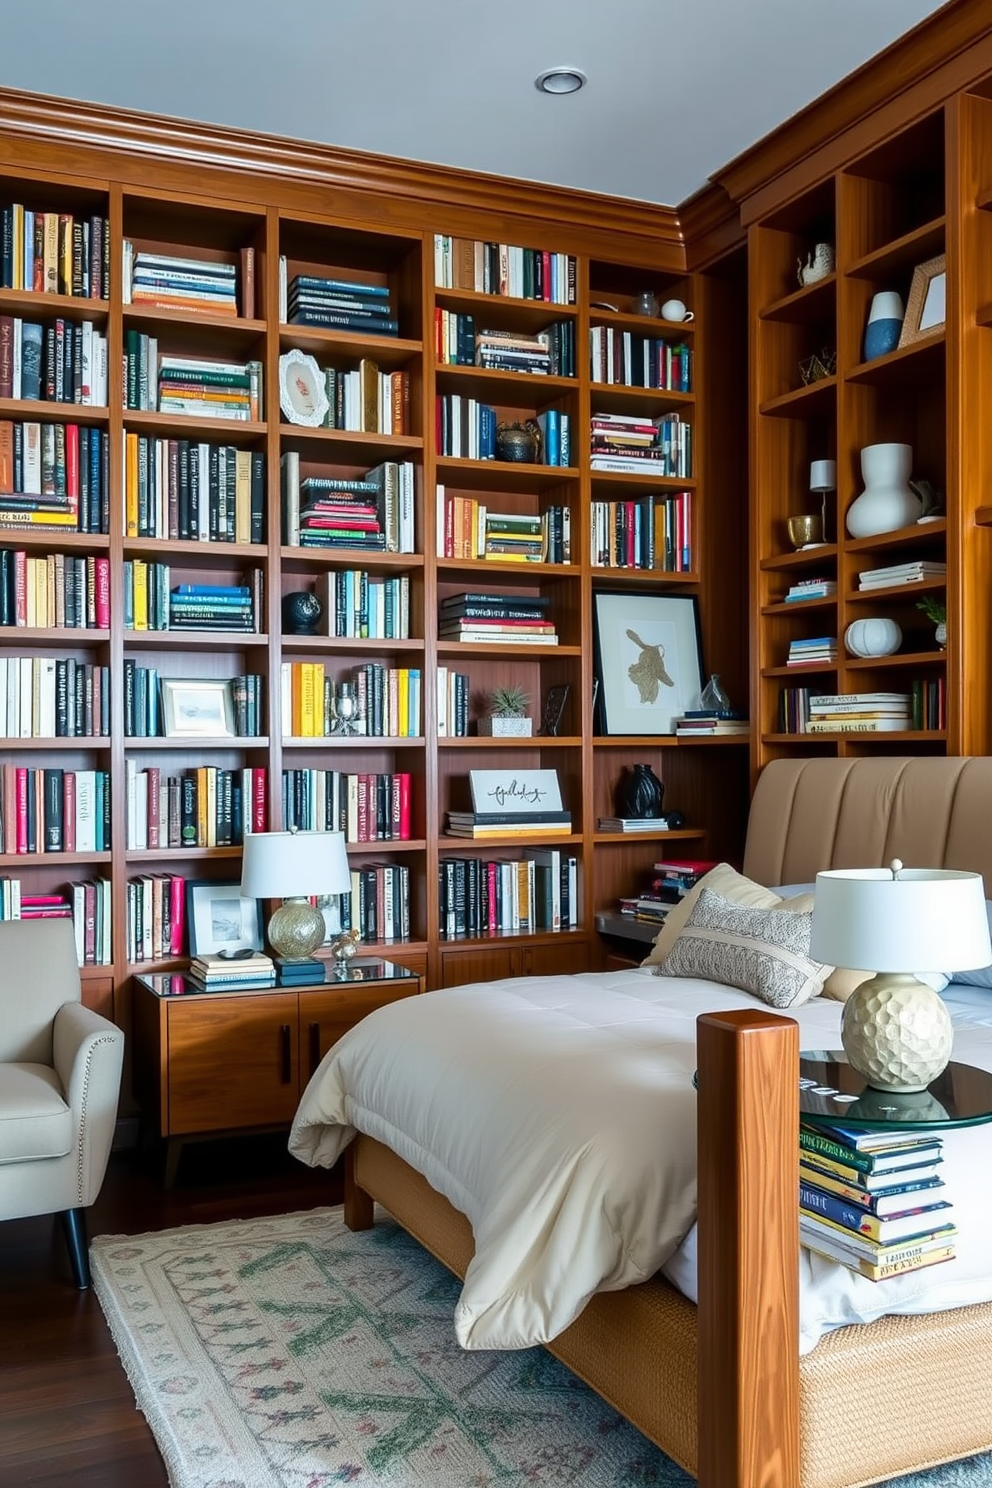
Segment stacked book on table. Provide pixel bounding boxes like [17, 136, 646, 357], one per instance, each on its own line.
[438, 592, 558, 645]
[188, 952, 276, 991]
[617, 858, 716, 927]
[806, 692, 912, 733]
[674, 709, 750, 736]
[799, 1118, 955, 1281]
[787, 637, 839, 667]
[598, 815, 670, 833]
[785, 577, 837, 602]
[857, 560, 947, 591]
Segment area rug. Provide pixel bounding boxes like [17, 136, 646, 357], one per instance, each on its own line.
[92, 1206, 992, 1488]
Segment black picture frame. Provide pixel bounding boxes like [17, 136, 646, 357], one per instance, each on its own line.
[593, 590, 704, 735]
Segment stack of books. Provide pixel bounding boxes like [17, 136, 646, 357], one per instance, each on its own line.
[787, 637, 839, 667]
[154, 355, 260, 422]
[281, 453, 415, 553]
[449, 767, 570, 839]
[618, 858, 716, 925]
[858, 560, 947, 590]
[482, 511, 545, 563]
[589, 411, 691, 477]
[674, 709, 750, 736]
[188, 952, 276, 991]
[806, 692, 912, 733]
[474, 328, 553, 374]
[598, 815, 670, 832]
[283, 269, 398, 336]
[125, 248, 238, 317]
[799, 1118, 955, 1281]
[273, 957, 324, 986]
[785, 577, 837, 602]
[168, 582, 255, 633]
[439, 592, 557, 645]
[446, 809, 572, 839]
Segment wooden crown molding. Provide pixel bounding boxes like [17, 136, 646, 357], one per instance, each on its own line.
[678, 183, 745, 270]
[713, 0, 992, 211]
[0, 86, 684, 254]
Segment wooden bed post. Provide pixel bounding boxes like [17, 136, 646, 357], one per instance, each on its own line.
[696, 1009, 800, 1488]
[343, 1142, 374, 1230]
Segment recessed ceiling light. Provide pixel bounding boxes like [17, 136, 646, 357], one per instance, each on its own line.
[535, 68, 586, 96]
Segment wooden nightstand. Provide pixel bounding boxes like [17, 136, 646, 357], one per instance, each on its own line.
[133, 958, 424, 1184]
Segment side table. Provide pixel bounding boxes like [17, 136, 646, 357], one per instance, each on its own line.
[799, 1052, 992, 1131]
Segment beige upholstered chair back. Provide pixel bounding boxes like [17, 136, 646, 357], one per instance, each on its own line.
[0, 919, 81, 1064]
[743, 756, 992, 896]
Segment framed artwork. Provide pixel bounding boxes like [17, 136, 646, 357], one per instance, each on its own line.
[279, 348, 330, 427]
[186, 881, 263, 957]
[899, 254, 946, 347]
[160, 678, 236, 738]
[593, 590, 703, 735]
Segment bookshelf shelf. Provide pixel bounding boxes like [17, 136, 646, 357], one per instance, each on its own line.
[124, 736, 271, 750]
[281, 735, 425, 750]
[278, 425, 423, 454]
[0, 851, 112, 867]
[0, 736, 111, 749]
[0, 397, 109, 422]
[0, 289, 110, 321]
[435, 456, 580, 492]
[0, 626, 110, 643]
[122, 410, 267, 439]
[122, 631, 270, 649]
[846, 217, 946, 280]
[594, 827, 706, 844]
[758, 377, 837, 419]
[437, 735, 582, 749]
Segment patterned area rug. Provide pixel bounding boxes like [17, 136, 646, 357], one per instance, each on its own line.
[92, 1206, 992, 1488]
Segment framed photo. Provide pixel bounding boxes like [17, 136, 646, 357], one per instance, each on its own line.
[186, 881, 263, 957]
[161, 678, 236, 738]
[899, 254, 946, 347]
[279, 348, 330, 427]
[593, 590, 704, 735]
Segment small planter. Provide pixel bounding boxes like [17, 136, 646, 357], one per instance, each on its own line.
[478, 717, 533, 737]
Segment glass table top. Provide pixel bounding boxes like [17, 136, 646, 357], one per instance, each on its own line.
[136, 958, 419, 998]
[799, 1052, 992, 1131]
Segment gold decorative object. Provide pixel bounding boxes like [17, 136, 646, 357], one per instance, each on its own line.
[798, 348, 837, 385]
[786, 514, 824, 549]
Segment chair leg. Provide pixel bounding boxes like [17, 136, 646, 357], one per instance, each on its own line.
[60, 1208, 91, 1289]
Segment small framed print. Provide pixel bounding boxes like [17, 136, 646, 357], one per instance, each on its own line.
[593, 590, 704, 735]
[899, 254, 946, 347]
[186, 881, 263, 958]
[279, 348, 330, 427]
[160, 678, 235, 738]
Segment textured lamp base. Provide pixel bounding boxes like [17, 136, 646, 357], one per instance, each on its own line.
[841, 972, 953, 1092]
[267, 898, 326, 962]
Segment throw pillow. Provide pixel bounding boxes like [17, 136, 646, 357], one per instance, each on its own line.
[641, 863, 815, 968]
[653, 887, 829, 1009]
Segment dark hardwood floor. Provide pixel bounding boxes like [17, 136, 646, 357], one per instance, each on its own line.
[0, 1134, 341, 1487]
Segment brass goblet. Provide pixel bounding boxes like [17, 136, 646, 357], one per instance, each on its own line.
[786, 513, 824, 549]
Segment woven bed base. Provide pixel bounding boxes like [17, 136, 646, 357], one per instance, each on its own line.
[352, 1134, 992, 1488]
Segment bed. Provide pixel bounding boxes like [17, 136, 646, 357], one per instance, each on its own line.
[290, 756, 992, 1488]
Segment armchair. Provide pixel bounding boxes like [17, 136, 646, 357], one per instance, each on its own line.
[0, 919, 124, 1287]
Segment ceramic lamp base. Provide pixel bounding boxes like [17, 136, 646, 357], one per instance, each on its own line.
[840, 972, 953, 1092]
[267, 897, 327, 962]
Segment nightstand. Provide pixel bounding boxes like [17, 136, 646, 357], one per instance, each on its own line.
[133, 958, 424, 1184]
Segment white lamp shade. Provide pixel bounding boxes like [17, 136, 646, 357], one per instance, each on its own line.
[810, 867, 992, 973]
[240, 830, 351, 899]
[809, 459, 836, 492]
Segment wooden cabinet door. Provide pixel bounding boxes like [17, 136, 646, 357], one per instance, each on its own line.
[439, 946, 516, 988]
[166, 993, 300, 1134]
[523, 939, 595, 977]
[298, 980, 422, 1086]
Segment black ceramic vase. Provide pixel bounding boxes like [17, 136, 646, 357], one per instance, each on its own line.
[617, 763, 664, 819]
[282, 590, 323, 636]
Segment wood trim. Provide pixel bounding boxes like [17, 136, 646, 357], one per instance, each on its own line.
[680, 183, 746, 270]
[714, 0, 992, 212]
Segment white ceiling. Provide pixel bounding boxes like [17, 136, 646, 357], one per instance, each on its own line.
[1, 0, 949, 206]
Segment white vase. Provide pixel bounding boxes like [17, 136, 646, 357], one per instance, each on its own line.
[844, 617, 902, 658]
[846, 443, 922, 538]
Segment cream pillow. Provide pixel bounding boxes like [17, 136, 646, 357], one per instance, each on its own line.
[654, 887, 829, 1008]
[641, 863, 815, 967]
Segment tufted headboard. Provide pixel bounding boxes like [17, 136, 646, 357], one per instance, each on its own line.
[742, 756, 992, 896]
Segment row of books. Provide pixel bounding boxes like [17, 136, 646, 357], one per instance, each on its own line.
[858, 560, 946, 591]
[1, 207, 109, 299]
[281, 662, 422, 739]
[433, 235, 577, 305]
[281, 453, 416, 553]
[786, 636, 839, 667]
[589, 412, 693, 478]
[438, 851, 579, 938]
[0, 877, 112, 966]
[439, 590, 558, 646]
[282, 770, 414, 843]
[0, 767, 111, 854]
[0, 316, 109, 406]
[0, 658, 110, 739]
[280, 268, 399, 336]
[326, 863, 412, 943]
[126, 873, 186, 962]
[435, 667, 471, 737]
[125, 763, 268, 850]
[590, 492, 692, 571]
[802, 691, 912, 734]
[318, 360, 410, 434]
[122, 666, 264, 739]
[0, 549, 110, 629]
[122, 566, 263, 633]
[435, 312, 577, 378]
[122, 247, 239, 318]
[588, 328, 692, 391]
[436, 489, 572, 565]
[798, 1118, 954, 1282]
[784, 577, 836, 603]
[911, 676, 947, 732]
[0, 421, 109, 532]
[123, 437, 265, 544]
[123, 343, 262, 422]
[324, 569, 411, 640]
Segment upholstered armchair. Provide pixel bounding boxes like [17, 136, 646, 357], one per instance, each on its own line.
[0, 919, 124, 1287]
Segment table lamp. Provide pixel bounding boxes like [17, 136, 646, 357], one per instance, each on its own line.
[240, 829, 351, 965]
[809, 459, 836, 542]
[810, 862, 991, 1092]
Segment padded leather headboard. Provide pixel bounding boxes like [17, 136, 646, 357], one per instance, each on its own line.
[742, 757, 992, 896]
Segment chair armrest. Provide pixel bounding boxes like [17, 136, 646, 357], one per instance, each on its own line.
[53, 1002, 125, 1207]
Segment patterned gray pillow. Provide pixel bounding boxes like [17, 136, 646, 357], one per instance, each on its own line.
[654, 886, 828, 1008]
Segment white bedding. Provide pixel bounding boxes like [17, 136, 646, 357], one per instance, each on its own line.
[288, 967, 992, 1355]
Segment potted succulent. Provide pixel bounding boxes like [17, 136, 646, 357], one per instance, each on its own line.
[916, 595, 947, 649]
[478, 685, 533, 736]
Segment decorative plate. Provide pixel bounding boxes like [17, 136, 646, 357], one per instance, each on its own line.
[279, 348, 329, 427]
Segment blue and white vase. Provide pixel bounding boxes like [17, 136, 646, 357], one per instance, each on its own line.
[863, 291, 904, 361]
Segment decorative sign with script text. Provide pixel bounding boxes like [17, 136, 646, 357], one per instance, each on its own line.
[469, 769, 564, 815]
